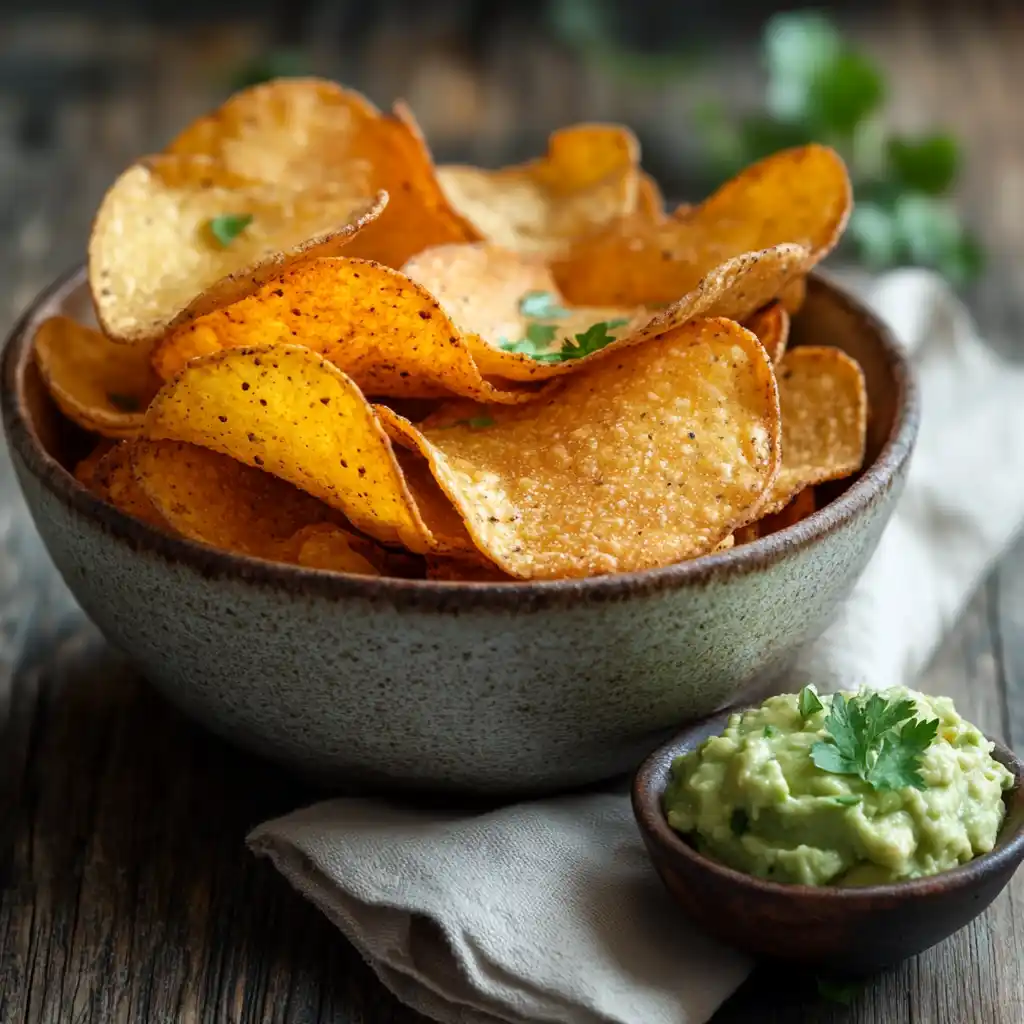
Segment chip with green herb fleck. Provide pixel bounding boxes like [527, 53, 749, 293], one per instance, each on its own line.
[206, 213, 253, 248]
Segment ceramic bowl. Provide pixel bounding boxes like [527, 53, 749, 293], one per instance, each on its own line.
[1, 267, 918, 796]
[632, 711, 1024, 971]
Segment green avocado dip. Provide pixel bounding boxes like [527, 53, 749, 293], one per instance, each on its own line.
[663, 686, 1015, 886]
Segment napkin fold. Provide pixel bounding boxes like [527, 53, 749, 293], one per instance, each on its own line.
[250, 270, 1024, 1024]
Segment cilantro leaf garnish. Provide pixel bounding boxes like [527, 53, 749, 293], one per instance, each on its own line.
[499, 318, 628, 363]
[559, 319, 629, 361]
[763, 724, 779, 739]
[810, 692, 938, 791]
[830, 794, 862, 807]
[797, 685, 823, 718]
[106, 391, 141, 413]
[207, 214, 253, 247]
[519, 290, 570, 319]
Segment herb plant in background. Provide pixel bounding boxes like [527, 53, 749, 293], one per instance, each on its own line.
[696, 11, 982, 284]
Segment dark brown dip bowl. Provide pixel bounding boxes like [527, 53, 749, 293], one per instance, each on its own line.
[632, 707, 1024, 973]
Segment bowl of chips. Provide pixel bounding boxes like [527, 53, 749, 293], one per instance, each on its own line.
[1, 79, 917, 794]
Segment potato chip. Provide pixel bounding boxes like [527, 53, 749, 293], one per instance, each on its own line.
[90, 155, 387, 344]
[167, 79, 476, 269]
[91, 442, 166, 528]
[636, 172, 666, 222]
[33, 317, 161, 437]
[376, 317, 781, 579]
[779, 275, 807, 315]
[714, 535, 736, 552]
[744, 302, 789, 364]
[551, 144, 850, 306]
[133, 438, 347, 560]
[151, 256, 542, 403]
[142, 343, 460, 553]
[289, 523, 382, 575]
[437, 124, 640, 256]
[405, 242, 807, 383]
[767, 346, 867, 511]
[74, 438, 117, 490]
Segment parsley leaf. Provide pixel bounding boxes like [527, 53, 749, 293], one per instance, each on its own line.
[797, 685, 823, 718]
[866, 716, 940, 791]
[763, 725, 779, 739]
[207, 214, 253, 247]
[810, 691, 939, 791]
[106, 391, 141, 413]
[519, 290, 569, 319]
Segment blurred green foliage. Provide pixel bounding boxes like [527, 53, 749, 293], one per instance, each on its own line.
[697, 12, 982, 283]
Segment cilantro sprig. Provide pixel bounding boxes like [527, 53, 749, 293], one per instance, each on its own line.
[695, 11, 982, 283]
[500, 290, 628, 363]
[206, 214, 253, 248]
[809, 691, 939, 792]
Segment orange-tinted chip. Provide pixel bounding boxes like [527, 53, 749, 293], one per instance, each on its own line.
[143, 343, 453, 553]
[33, 317, 161, 437]
[90, 156, 386, 343]
[551, 144, 850, 306]
[167, 78, 476, 270]
[635, 172, 666, 222]
[404, 242, 806, 383]
[768, 346, 867, 510]
[74, 438, 118, 491]
[133, 439, 344, 560]
[151, 256, 542, 403]
[287, 523, 382, 575]
[426, 555, 515, 582]
[91, 442, 166, 528]
[376, 317, 780, 579]
[744, 302, 789, 364]
[437, 124, 640, 256]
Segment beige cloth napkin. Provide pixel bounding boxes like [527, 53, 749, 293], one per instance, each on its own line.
[250, 270, 1024, 1024]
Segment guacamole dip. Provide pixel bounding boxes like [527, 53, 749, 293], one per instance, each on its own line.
[663, 687, 1015, 886]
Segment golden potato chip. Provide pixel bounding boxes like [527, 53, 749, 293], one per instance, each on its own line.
[289, 523, 381, 575]
[405, 242, 807, 382]
[767, 346, 867, 511]
[551, 144, 850, 306]
[744, 302, 789, 364]
[714, 535, 736, 552]
[34, 317, 161, 437]
[151, 256, 542, 403]
[91, 156, 386, 344]
[142, 343, 457, 554]
[426, 555, 514, 582]
[636, 172, 666, 222]
[91, 442, 166, 528]
[437, 124, 639, 256]
[133, 439, 346, 560]
[779, 275, 807, 315]
[376, 317, 781, 579]
[762, 487, 817, 534]
[167, 79, 476, 270]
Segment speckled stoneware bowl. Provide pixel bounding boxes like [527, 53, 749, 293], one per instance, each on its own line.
[2, 267, 918, 796]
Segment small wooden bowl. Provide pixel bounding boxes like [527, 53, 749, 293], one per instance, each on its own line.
[632, 709, 1024, 973]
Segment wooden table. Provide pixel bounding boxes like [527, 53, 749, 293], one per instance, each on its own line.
[2, 4, 1023, 1021]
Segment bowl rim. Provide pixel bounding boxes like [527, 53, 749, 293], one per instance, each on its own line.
[2, 264, 920, 610]
[632, 706, 1024, 903]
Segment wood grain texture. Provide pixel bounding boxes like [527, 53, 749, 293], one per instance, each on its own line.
[1, 4, 1024, 1023]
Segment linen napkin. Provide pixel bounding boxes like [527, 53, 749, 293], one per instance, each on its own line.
[250, 269, 1024, 1024]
